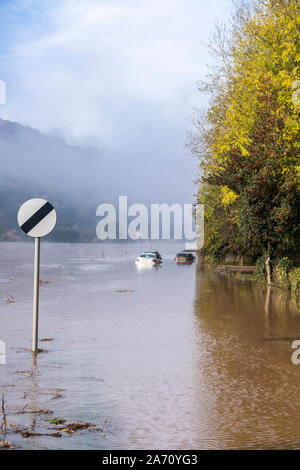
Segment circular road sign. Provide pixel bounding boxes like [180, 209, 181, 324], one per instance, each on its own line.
[17, 198, 57, 238]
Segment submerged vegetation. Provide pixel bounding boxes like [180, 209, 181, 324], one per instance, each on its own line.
[189, 0, 299, 288]
[0, 389, 108, 449]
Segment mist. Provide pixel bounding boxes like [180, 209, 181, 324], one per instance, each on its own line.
[0, 0, 233, 240]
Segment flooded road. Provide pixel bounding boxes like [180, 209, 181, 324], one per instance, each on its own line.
[0, 242, 300, 449]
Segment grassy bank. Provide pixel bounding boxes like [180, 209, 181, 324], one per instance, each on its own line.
[199, 254, 300, 294]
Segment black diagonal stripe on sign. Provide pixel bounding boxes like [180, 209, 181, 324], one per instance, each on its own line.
[20, 202, 54, 234]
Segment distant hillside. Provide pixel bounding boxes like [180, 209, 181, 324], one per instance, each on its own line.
[0, 119, 104, 242]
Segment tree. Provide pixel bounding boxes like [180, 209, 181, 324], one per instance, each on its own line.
[204, 79, 299, 283]
[189, 0, 300, 272]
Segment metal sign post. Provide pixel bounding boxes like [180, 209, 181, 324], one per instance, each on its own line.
[17, 198, 57, 352]
[32, 237, 40, 352]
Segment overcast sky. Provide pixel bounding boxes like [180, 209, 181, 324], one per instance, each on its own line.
[0, 0, 233, 203]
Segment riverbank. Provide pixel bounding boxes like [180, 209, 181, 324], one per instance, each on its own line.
[198, 256, 300, 294]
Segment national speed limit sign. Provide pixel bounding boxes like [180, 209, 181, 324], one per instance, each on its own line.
[17, 198, 57, 238]
[17, 198, 57, 352]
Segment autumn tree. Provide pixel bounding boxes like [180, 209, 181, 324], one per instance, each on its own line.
[189, 0, 300, 276]
[204, 79, 299, 283]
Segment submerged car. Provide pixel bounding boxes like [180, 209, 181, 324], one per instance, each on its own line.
[174, 252, 195, 264]
[144, 251, 162, 261]
[136, 252, 162, 265]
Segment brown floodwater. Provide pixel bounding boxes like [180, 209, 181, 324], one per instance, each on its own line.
[0, 242, 299, 449]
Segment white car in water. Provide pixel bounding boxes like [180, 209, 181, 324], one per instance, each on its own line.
[135, 251, 162, 265]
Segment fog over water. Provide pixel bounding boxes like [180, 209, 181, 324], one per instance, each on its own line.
[0, 0, 233, 207]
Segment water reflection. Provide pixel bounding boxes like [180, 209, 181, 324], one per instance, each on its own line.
[135, 262, 162, 272]
[27, 355, 39, 434]
[193, 264, 300, 449]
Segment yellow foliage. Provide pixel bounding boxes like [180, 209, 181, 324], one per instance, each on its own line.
[220, 186, 238, 207]
[205, 0, 299, 168]
[191, 0, 300, 254]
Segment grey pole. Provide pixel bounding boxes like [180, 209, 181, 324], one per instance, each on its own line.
[32, 237, 40, 352]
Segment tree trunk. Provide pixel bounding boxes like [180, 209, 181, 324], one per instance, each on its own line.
[265, 241, 272, 286]
[238, 254, 244, 266]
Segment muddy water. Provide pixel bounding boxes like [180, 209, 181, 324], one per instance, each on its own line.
[0, 242, 299, 449]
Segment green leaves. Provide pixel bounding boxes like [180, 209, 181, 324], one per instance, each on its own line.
[190, 0, 300, 260]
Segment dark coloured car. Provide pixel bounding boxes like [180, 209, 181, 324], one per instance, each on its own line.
[174, 252, 195, 264]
